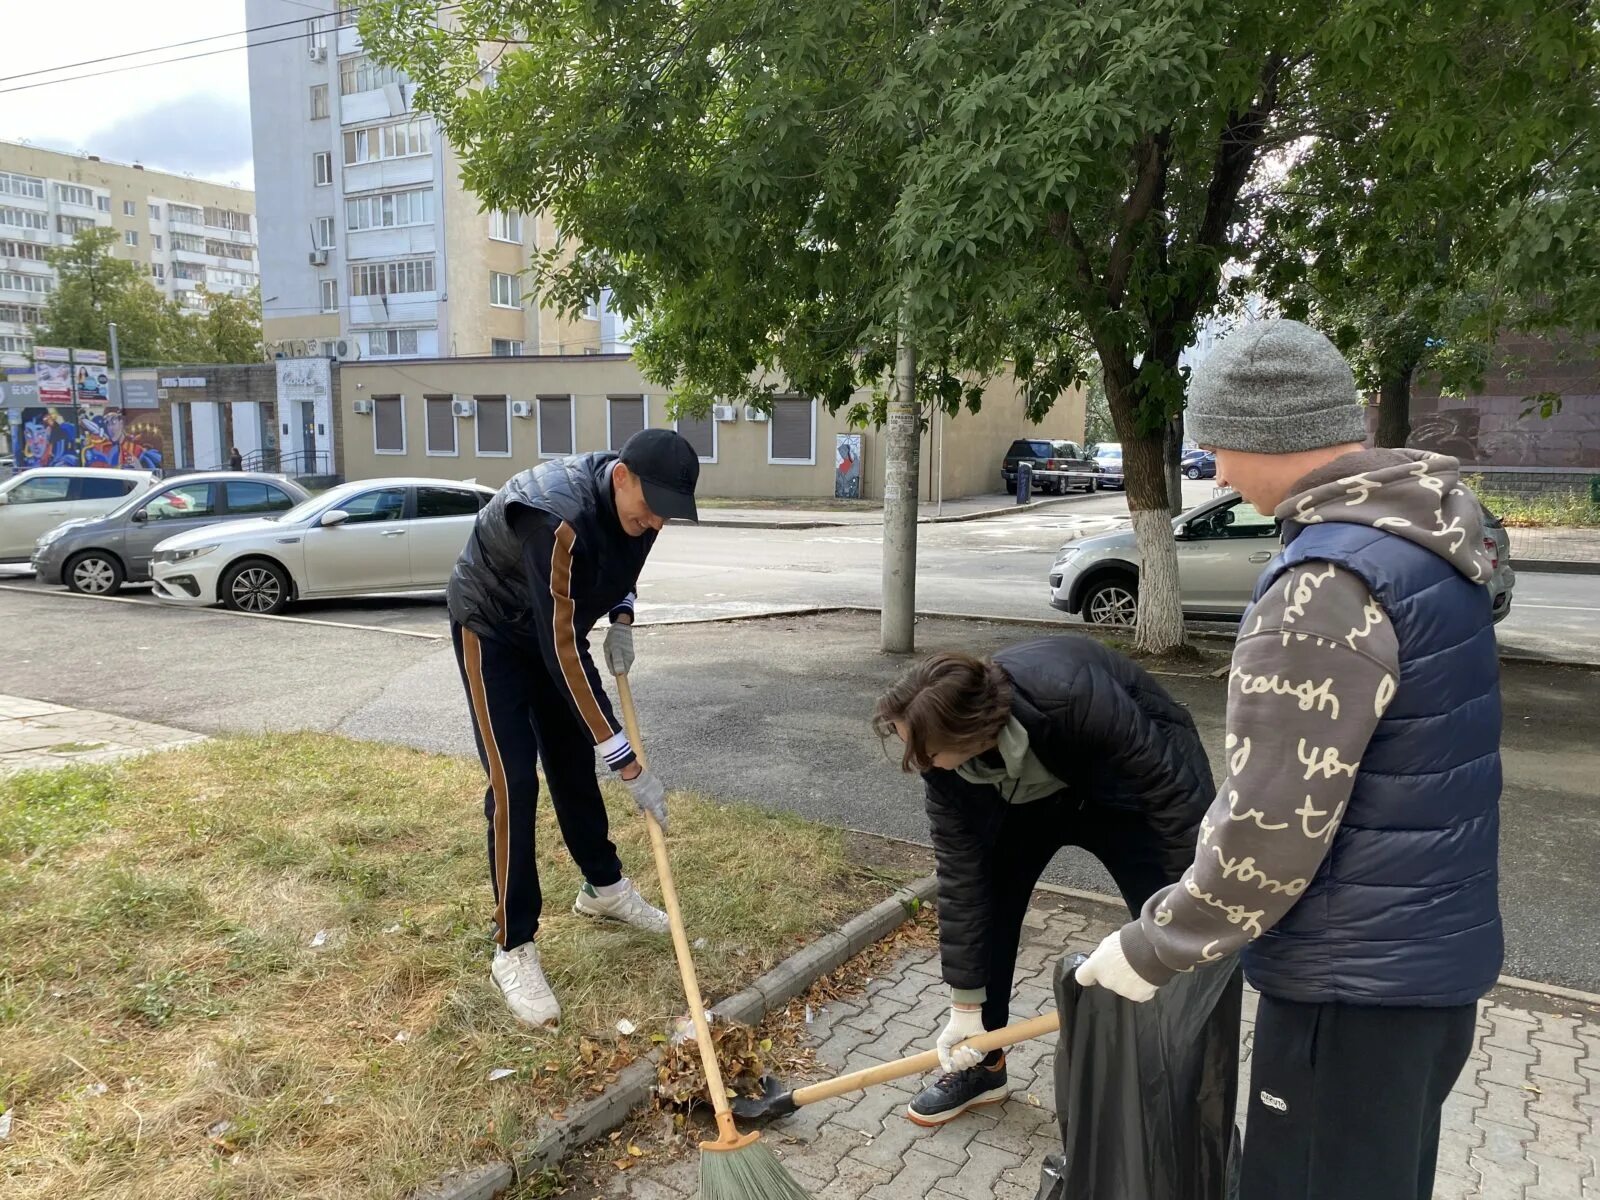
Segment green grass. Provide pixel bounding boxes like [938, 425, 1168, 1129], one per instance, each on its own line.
[0, 735, 905, 1200]
[1468, 476, 1600, 528]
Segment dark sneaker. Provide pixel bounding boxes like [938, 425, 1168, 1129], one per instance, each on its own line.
[906, 1057, 1008, 1127]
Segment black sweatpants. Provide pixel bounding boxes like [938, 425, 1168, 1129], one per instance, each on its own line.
[454, 623, 624, 950]
[1241, 994, 1477, 1200]
[980, 794, 1183, 1033]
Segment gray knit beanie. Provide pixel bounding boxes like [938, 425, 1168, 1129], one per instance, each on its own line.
[1185, 319, 1368, 453]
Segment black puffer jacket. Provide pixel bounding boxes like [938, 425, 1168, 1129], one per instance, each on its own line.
[925, 637, 1213, 993]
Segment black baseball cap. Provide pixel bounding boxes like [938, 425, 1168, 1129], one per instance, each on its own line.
[619, 428, 700, 523]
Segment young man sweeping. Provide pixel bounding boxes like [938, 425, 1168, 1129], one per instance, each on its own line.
[1075, 319, 1503, 1200]
[447, 428, 700, 1027]
[873, 638, 1214, 1125]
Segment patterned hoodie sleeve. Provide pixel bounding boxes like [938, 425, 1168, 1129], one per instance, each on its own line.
[1118, 561, 1400, 984]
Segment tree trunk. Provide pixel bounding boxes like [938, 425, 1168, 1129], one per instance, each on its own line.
[1164, 414, 1185, 516]
[1121, 428, 1185, 654]
[880, 319, 919, 654]
[1376, 367, 1414, 448]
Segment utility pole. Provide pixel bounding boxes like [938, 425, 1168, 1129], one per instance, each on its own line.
[108, 322, 125, 411]
[881, 311, 919, 653]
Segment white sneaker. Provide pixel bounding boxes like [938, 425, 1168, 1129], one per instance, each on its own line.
[573, 878, 670, 934]
[491, 942, 560, 1028]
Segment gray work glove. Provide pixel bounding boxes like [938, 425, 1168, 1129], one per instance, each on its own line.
[604, 622, 635, 677]
[624, 768, 668, 833]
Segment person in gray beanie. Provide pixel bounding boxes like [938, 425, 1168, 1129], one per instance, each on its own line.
[1076, 318, 1503, 1200]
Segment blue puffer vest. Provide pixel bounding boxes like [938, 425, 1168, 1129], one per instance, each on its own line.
[1242, 521, 1504, 1007]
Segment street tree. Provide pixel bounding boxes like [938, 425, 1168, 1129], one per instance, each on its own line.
[366, 0, 1596, 653]
[37, 228, 171, 365]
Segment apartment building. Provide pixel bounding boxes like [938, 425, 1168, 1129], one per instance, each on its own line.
[246, 2, 621, 363]
[0, 141, 258, 368]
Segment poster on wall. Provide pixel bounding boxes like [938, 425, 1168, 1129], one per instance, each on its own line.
[835, 432, 863, 499]
[74, 349, 111, 403]
[34, 347, 72, 407]
[18, 406, 82, 468]
[80, 406, 164, 470]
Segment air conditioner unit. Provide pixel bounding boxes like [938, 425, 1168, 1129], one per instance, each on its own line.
[451, 398, 476, 418]
[743, 405, 769, 422]
[510, 400, 533, 418]
[711, 404, 737, 423]
[308, 44, 327, 62]
[308, 249, 328, 266]
[352, 398, 373, 415]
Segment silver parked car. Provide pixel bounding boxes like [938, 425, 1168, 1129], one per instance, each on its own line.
[31, 472, 312, 595]
[1049, 490, 1516, 626]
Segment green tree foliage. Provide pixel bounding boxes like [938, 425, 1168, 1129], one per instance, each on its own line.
[365, 0, 1596, 650]
[35, 229, 265, 367]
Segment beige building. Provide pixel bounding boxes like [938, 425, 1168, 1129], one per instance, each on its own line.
[246, 2, 606, 364]
[0, 141, 257, 368]
[337, 355, 1084, 501]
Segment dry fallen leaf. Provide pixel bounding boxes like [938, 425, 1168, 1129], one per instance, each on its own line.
[616, 1019, 638, 1037]
[487, 1068, 516, 1082]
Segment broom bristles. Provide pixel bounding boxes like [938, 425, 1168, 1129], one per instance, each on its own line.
[700, 1139, 815, 1200]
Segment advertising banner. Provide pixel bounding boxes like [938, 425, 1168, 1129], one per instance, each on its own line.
[835, 432, 863, 499]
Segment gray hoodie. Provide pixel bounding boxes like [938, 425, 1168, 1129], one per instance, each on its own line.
[1119, 449, 1494, 985]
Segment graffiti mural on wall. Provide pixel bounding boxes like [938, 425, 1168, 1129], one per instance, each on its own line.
[82, 407, 163, 470]
[19, 407, 81, 468]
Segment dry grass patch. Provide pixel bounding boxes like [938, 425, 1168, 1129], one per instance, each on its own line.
[0, 735, 907, 1199]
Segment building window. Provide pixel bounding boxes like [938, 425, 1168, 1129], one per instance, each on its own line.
[338, 7, 359, 26]
[122, 200, 136, 217]
[675, 413, 716, 463]
[491, 339, 523, 357]
[170, 204, 201, 227]
[152, 234, 163, 250]
[367, 327, 419, 356]
[0, 240, 48, 262]
[205, 238, 254, 261]
[342, 117, 431, 165]
[151, 263, 166, 281]
[583, 297, 600, 321]
[339, 55, 407, 95]
[57, 215, 96, 236]
[0, 334, 32, 354]
[475, 396, 510, 455]
[425, 395, 457, 455]
[171, 232, 205, 253]
[0, 273, 53, 295]
[0, 172, 45, 200]
[313, 152, 333, 186]
[204, 207, 252, 234]
[768, 397, 816, 464]
[0, 207, 48, 231]
[373, 396, 406, 453]
[350, 257, 435, 297]
[149, 203, 161, 220]
[315, 216, 336, 248]
[608, 396, 646, 451]
[307, 16, 328, 53]
[319, 279, 338, 312]
[345, 188, 432, 231]
[95, 194, 111, 212]
[488, 210, 522, 242]
[310, 83, 329, 119]
[537, 396, 574, 457]
[124, 230, 139, 247]
[0, 303, 44, 324]
[490, 271, 520, 308]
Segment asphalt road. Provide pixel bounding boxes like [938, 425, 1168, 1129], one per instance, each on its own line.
[1, 584, 1596, 992]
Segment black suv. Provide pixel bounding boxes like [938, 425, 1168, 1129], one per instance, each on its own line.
[1002, 439, 1099, 495]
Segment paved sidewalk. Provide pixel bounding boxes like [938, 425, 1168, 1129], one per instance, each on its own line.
[0, 694, 203, 773]
[601, 900, 1599, 1200]
[693, 490, 1086, 528]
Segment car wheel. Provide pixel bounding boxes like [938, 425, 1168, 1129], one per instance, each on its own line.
[1185, 466, 1201, 479]
[1082, 576, 1139, 627]
[66, 551, 124, 596]
[222, 559, 291, 615]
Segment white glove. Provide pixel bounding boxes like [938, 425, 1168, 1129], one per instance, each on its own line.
[624, 768, 668, 833]
[1074, 931, 1158, 1003]
[936, 1003, 987, 1072]
[604, 622, 635, 677]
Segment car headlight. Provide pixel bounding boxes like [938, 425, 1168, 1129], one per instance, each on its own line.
[36, 526, 67, 548]
[161, 544, 219, 564]
[1053, 546, 1080, 567]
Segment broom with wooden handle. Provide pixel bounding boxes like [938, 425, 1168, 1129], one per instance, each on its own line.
[615, 672, 813, 1200]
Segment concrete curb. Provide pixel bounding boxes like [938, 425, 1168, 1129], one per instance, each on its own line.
[414, 875, 940, 1200]
[687, 490, 1085, 531]
[1514, 559, 1600, 576]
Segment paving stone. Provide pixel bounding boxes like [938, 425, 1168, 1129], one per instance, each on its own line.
[950, 1139, 1026, 1193]
[1477, 1081, 1539, 1133]
[1527, 1151, 1593, 1200]
[860, 1148, 959, 1200]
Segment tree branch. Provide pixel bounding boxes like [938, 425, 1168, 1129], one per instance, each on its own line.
[1196, 54, 1289, 255]
[1047, 210, 1102, 303]
[1105, 131, 1170, 308]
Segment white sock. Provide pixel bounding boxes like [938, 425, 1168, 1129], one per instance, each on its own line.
[594, 878, 630, 898]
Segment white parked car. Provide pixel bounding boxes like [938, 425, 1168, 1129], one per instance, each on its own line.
[0, 467, 159, 563]
[1049, 489, 1516, 626]
[150, 478, 494, 615]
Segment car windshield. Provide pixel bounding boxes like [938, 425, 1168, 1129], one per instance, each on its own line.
[275, 490, 354, 525]
[1097, 446, 1122, 460]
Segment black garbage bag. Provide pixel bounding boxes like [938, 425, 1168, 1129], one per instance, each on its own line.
[1034, 951, 1243, 1200]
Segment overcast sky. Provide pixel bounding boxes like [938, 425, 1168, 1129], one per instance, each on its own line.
[0, 0, 259, 188]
